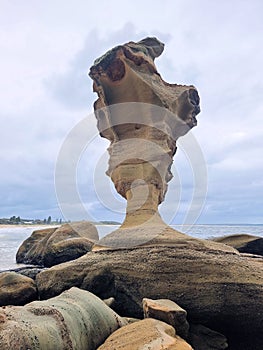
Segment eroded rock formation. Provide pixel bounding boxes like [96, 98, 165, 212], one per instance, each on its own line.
[89, 37, 200, 247]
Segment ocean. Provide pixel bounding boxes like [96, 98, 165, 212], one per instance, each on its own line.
[0, 224, 262, 272]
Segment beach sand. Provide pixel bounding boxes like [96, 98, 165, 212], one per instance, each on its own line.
[0, 224, 60, 229]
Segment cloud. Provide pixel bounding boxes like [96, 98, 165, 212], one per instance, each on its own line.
[44, 21, 173, 110]
[0, 0, 263, 224]
[44, 24, 143, 109]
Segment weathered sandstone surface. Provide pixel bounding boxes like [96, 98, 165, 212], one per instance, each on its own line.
[98, 318, 193, 350]
[16, 221, 97, 267]
[0, 271, 37, 306]
[0, 287, 126, 350]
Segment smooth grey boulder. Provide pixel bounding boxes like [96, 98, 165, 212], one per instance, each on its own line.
[0, 287, 126, 350]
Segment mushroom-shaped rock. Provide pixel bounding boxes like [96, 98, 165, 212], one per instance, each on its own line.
[89, 37, 200, 249]
[0, 287, 126, 350]
[0, 272, 37, 306]
[16, 221, 98, 267]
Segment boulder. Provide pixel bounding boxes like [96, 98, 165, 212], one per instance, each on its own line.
[35, 234, 263, 350]
[0, 271, 37, 306]
[11, 266, 46, 280]
[213, 234, 263, 256]
[16, 221, 98, 267]
[16, 227, 57, 265]
[188, 324, 228, 350]
[0, 287, 126, 350]
[97, 318, 193, 350]
[143, 298, 189, 339]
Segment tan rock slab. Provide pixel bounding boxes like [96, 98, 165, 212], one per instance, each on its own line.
[98, 318, 193, 350]
[143, 298, 189, 339]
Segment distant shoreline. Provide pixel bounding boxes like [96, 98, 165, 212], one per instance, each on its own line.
[0, 223, 121, 229]
[0, 224, 60, 229]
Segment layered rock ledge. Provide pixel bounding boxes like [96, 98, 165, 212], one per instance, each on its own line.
[36, 240, 263, 349]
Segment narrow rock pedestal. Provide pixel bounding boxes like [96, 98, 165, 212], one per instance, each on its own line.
[89, 37, 200, 249]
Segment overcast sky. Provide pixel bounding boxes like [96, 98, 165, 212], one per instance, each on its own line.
[0, 0, 262, 225]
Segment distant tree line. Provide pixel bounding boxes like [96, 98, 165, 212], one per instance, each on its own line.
[9, 216, 21, 223]
[0, 216, 63, 225]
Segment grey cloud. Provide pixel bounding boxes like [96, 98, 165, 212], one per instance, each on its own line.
[1, 0, 263, 224]
[44, 24, 143, 109]
[0, 180, 59, 220]
[44, 23, 172, 110]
